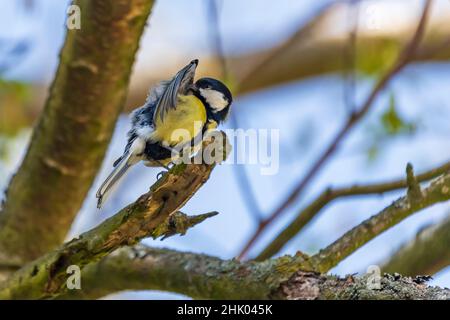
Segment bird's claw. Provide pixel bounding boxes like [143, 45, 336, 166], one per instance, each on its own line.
[167, 162, 176, 170]
[156, 162, 177, 180]
[156, 170, 167, 180]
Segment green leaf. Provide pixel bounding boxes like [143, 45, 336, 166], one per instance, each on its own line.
[357, 38, 400, 76]
[380, 93, 416, 135]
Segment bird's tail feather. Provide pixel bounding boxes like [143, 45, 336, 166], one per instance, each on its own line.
[96, 153, 132, 209]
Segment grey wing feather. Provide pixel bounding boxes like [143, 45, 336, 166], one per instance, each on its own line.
[152, 61, 197, 125]
[117, 80, 170, 160]
[154, 77, 180, 123]
[113, 61, 198, 167]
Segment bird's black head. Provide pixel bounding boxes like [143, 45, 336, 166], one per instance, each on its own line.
[194, 77, 233, 124]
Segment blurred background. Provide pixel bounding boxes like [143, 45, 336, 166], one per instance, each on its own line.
[0, 0, 449, 299]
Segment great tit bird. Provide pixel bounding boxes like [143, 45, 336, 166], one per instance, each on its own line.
[96, 59, 232, 208]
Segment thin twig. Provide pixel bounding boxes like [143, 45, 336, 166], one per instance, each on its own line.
[256, 159, 450, 260]
[237, 0, 433, 259]
[237, 2, 338, 89]
[207, 0, 263, 221]
[343, 0, 360, 113]
[309, 166, 450, 273]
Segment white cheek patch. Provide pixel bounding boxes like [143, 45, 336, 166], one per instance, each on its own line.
[199, 88, 229, 112]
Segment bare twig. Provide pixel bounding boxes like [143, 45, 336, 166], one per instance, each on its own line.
[207, 0, 228, 78]
[343, 0, 360, 113]
[256, 160, 450, 260]
[238, 0, 433, 259]
[309, 164, 449, 273]
[237, 2, 338, 90]
[206, 0, 263, 221]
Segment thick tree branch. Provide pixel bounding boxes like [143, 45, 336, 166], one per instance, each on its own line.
[3, 160, 449, 299]
[0, 0, 155, 265]
[0, 133, 228, 299]
[0, 211, 218, 285]
[382, 214, 450, 276]
[238, 0, 433, 259]
[310, 169, 450, 273]
[256, 160, 450, 260]
[62, 245, 450, 300]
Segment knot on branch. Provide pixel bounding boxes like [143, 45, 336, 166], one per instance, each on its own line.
[272, 270, 324, 300]
[152, 211, 219, 240]
[406, 163, 422, 201]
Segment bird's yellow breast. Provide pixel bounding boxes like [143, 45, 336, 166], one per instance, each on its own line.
[153, 94, 206, 147]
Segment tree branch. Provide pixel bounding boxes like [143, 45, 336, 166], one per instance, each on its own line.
[0, 0, 155, 265]
[62, 245, 450, 300]
[256, 160, 450, 260]
[238, 0, 433, 259]
[3, 159, 449, 300]
[233, 0, 445, 94]
[205, 0, 263, 222]
[0, 211, 218, 286]
[382, 214, 450, 276]
[7, 2, 450, 131]
[0, 132, 228, 299]
[309, 168, 450, 273]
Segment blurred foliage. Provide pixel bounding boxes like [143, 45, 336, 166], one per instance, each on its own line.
[381, 94, 416, 135]
[366, 93, 417, 162]
[0, 79, 33, 160]
[0, 79, 32, 136]
[357, 38, 401, 76]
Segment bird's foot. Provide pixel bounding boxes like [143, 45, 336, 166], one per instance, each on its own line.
[156, 170, 167, 180]
[155, 161, 178, 180]
[167, 162, 176, 170]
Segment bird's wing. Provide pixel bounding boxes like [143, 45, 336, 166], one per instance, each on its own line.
[153, 60, 198, 125]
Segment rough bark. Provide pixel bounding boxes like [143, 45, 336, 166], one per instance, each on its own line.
[0, 0, 154, 265]
[382, 215, 450, 276]
[62, 245, 450, 300]
[310, 171, 450, 272]
[256, 160, 450, 261]
[0, 149, 224, 299]
[2, 166, 450, 300]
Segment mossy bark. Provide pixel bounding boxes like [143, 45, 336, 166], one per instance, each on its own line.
[256, 161, 450, 261]
[0, 0, 154, 265]
[1, 164, 449, 300]
[63, 246, 450, 300]
[0, 157, 221, 299]
[382, 215, 450, 276]
[310, 173, 450, 273]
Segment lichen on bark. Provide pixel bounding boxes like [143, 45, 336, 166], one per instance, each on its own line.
[0, 0, 155, 265]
